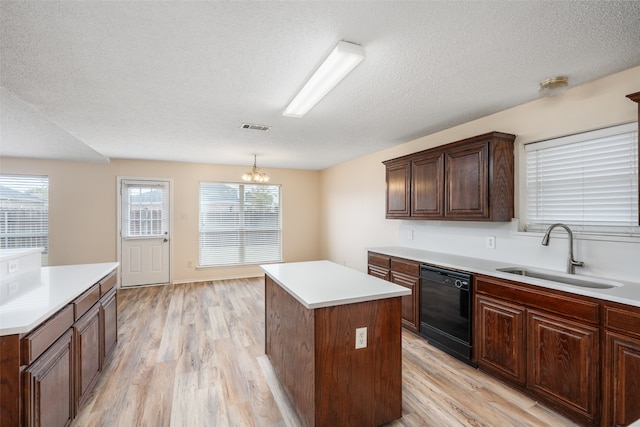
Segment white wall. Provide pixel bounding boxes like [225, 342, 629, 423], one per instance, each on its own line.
[320, 65, 640, 283]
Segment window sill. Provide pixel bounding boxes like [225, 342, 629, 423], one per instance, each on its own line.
[512, 230, 640, 244]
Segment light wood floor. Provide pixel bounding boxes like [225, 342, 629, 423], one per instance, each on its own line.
[73, 278, 578, 427]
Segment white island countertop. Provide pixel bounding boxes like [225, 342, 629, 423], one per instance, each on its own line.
[261, 260, 410, 309]
[0, 262, 119, 336]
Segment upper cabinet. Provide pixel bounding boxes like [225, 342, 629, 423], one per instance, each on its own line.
[384, 158, 411, 218]
[383, 131, 516, 221]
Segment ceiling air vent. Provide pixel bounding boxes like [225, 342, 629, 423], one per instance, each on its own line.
[240, 123, 271, 132]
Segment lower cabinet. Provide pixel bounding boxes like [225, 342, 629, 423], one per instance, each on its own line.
[363, 255, 640, 426]
[527, 310, 599, 425]
[475, 295, 526, 386]
[1, 269, 118, 427]
[602, 301, 640, 427]
[74, 303, 102, 409]
[603, 332, 640, 427]
[101, 287, 118, 364]
[475, 275, 601, 425]
[23, 329, 74, 427]
[389, 258, 420, 333]
[367, 252, 420, 333]
[367, 252, 390, 281]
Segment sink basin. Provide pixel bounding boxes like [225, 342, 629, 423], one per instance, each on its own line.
[496, 267, 623, 289]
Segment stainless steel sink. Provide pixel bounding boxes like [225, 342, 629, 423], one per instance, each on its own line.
[496, 267, 623, 289]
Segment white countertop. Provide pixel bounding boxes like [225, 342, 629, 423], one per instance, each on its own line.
[0, 262, 119, 336]
[0, 247, 43, 262]
[261, 260, 411, 309]
[368, 247, 640, 308]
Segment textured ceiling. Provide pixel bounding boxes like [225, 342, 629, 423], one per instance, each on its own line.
[1, 1, 640, 170]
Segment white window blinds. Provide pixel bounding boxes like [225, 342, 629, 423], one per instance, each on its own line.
[0, 174, 49, 265]
[199, 183, 281, 267]
[120, 181, 169, 238]
[525, 122, 639, 235]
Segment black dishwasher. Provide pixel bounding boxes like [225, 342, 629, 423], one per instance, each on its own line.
[420, 264, 475, 367]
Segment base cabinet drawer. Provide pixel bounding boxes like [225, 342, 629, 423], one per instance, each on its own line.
[23, 329, 74, 427]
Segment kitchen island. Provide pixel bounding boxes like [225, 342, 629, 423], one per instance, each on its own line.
[261, 260, 411, 427]
[0, 261, 119, 427]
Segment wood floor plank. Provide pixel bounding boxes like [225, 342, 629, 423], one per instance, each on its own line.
[72, 278, 579, 427]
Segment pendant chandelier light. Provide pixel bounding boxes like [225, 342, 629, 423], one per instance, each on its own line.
[241, 154, 270, 183]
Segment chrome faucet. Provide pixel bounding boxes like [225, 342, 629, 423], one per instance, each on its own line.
[541, 223, 584, 274]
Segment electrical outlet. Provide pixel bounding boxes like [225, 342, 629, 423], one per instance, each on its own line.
[8, 282, 18, 295]
[355, 327, 367, 349]
[8, 261, 18, 274]
[407, 229, 414, 240]
[187, 261, 192, 268]
[486, 236, 496, 249]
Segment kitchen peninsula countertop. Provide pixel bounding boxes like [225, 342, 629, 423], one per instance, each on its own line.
[261, 260, 410, 309]
[368, 247, 640, 308]
[0, 262, 119, 336]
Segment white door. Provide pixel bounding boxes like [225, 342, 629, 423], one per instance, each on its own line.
[119, 179, 171, 287]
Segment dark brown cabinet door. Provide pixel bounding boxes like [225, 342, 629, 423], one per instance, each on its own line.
[384, 160, 411, 218]
[390, 257, 420, 333]
[390, 271, 419, 333]
[367, 253, 419, 333]
[74, 303, 101, 409]
[527, 310, 599, 425]
[445, 140, 489, 219]
[23, 329, 74, 427]
[411, 152, 444, 218]
[101, 288, 118, 364]
[604, 331, 640, 427]
[475, 295, 526, 385]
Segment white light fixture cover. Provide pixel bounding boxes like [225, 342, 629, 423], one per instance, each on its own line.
[538, 76, 569, 97]
[283, 41, 365, 118]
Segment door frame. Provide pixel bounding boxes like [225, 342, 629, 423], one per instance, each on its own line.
[116, 176, 173, 288]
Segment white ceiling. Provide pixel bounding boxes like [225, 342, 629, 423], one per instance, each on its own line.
[1, 1, 640, 170]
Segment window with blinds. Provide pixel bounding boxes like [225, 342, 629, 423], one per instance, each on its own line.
[199, 182, 281, 267]
[0, 174, 49, 265]
[120, 180, 169, 238]
[525, 122, 639, 236]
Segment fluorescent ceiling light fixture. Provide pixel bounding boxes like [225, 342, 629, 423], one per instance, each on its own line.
[283, 41, 365, 118]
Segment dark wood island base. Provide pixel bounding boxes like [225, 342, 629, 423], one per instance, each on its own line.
[264, 274, 404, 427]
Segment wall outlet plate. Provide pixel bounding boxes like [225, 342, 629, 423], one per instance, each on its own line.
[8, 261, 18, 274]
[486, 236, 496, 249]
[355, 327, 367, 349]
